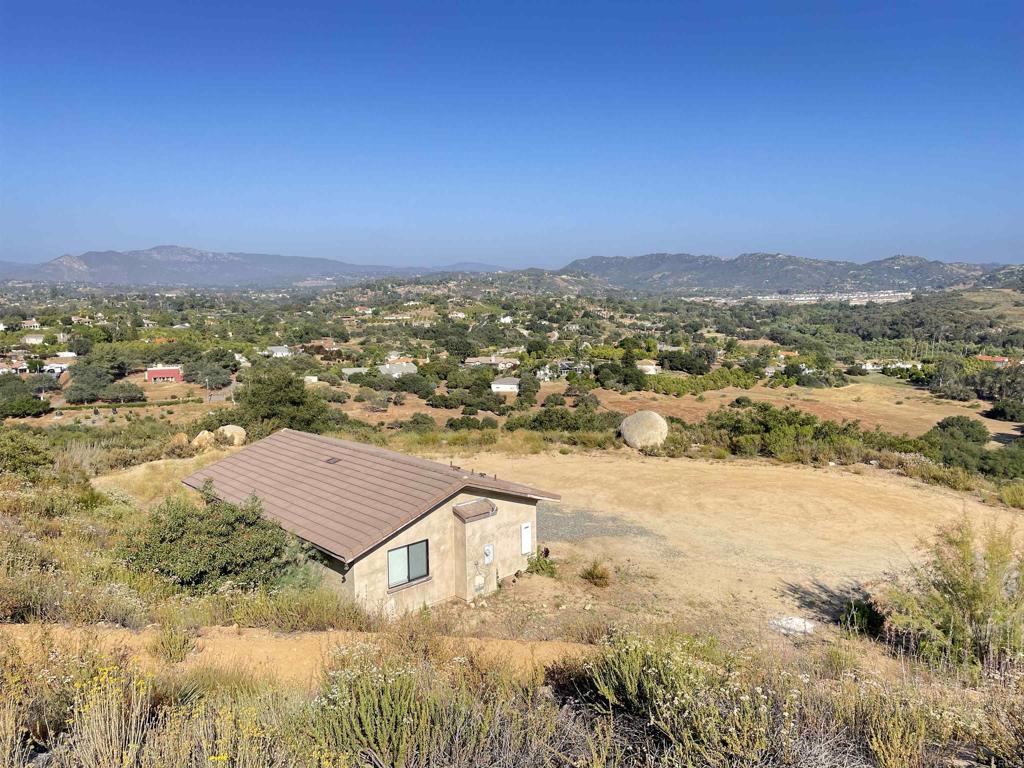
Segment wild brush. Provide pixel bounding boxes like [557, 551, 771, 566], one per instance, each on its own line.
[874, 517, 1024, 672]
[580, 560, 611, 588]
[148, 622, 196, 664]
[526, 547, 556, 577]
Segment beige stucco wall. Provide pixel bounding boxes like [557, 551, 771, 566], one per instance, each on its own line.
[331, 490, 538, 614]
[314, 553, 356, 601]
[457, 491, 537, 602]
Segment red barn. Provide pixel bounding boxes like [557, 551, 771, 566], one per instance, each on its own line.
[145, 365, 184, 383]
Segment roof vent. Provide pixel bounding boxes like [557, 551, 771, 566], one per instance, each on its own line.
[324, 457, 340, 464]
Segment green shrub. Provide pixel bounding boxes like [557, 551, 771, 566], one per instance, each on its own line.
[233, 366, 336, 433]
[988, 399, 1024, 422]
[0, 428, 53, 478]
[865, 694, 930, 768]
[228, 587, 376, 632]
[647, 367, 758, 397]
[148, 622, 197, 663]
[99, 380, 146, 403]
[580, 631, 721, 717]
[526, 547, 556, 577]
[1000, 480, 1024, 509]
[123, 485, 304, 593]
[874, 518, 1024, 671]
[505, 406, 622, 433]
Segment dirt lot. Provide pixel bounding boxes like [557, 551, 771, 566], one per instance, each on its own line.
[596, 374, 1022, 443]
[460, 451, 1014, 634]
[329, 389, 459, 426]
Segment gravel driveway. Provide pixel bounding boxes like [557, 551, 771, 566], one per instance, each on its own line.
[537, 500, 658, 543]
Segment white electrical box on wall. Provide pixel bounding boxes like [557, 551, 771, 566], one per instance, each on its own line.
[483, 543, 494, 565]
[520, 522, 532, 555]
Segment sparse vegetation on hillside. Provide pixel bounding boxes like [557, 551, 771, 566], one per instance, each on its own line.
[4, 623, 1024, 767]
[874, 518, 1024, 672]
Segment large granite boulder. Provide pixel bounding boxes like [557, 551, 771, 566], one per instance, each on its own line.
[619, 410, 668, 450]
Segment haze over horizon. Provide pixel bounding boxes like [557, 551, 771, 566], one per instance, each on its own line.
[1, 1, 1021, 267]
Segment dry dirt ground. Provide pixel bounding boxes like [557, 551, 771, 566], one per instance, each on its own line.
[596, 374, 1022, 443]
[330, 390, 459, 426]
[0, 624, 588, 690]
[457, 451, 1015, 637]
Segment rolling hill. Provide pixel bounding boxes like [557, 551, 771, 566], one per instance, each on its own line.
[1, 246, 505, 287]
[559, 252, 993, 294]
[28, 245, 418, 286]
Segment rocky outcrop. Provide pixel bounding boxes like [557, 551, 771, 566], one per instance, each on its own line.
[215, 424, 247, 446]
[190, 430, 216, 451]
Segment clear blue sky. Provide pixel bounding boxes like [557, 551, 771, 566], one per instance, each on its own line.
[1, 1, 1021, 267]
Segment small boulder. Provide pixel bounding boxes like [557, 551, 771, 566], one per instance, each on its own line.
[619, 410, 669, 450]
[215, 424, 247, 446]
[769, 616, 816, 637]
[190, 430, 216, 451]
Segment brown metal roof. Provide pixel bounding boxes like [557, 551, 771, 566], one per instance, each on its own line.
[181, 428, 559, 563]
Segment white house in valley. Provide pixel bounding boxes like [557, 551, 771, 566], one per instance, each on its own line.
[490, 377, 520, 395]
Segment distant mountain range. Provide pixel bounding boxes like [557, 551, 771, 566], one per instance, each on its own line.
[557, 252, 1000, 294]
[0, 245, 1017, 294]
[0, 246, 502, 286]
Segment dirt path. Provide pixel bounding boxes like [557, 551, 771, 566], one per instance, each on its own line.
[0, 624, 589, 689]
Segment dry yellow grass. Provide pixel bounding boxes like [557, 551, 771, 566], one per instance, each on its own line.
[597, 374, 1021, 442]
[91, 448, 236, 506]
[963, 288, 1024, 326]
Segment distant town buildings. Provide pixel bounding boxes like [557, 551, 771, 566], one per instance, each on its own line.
[636, 359, 662, 375]
[378, 362, 418, 378]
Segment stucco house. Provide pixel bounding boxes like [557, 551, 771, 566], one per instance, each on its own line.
[976, 354, 1012, 369]
[490, 376, 520, 395]
[182, 429, 558, 613]
[636, 359, 661, 375]
[378, 361, 418, 378]
[263, 345, 293, 358]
